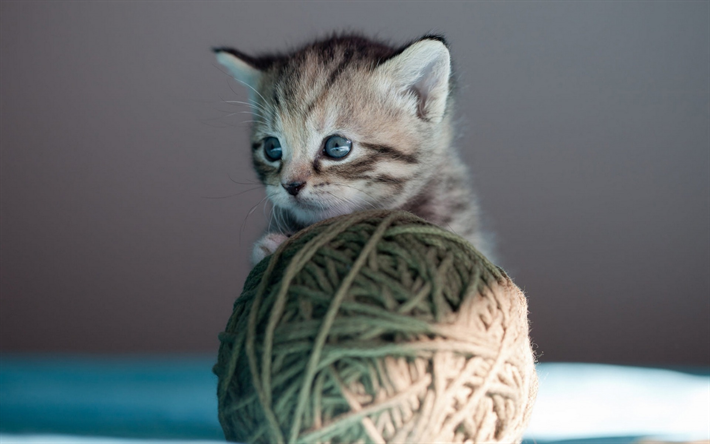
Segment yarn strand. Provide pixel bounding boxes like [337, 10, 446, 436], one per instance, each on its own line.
[288, 212, 400, 443]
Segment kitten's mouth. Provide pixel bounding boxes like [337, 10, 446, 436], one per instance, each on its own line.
[292, 199, 324, 211]
[282, 190, 361, 225]
[283, 189, 356, 221]
[290, 196, 343, 218]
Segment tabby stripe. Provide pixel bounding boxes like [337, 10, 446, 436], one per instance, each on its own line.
[451, 201, 469, 213]
[368, 174, 405, 192]
[326, 49, 354, 88]
[402, 193, 436, 222]
[272, 88, 280, 109]
[304, 50, 355, 116]
[253, 159, 277, 182]
[371, 174, 405, 185]
[312, 157, 322, 174]
[326, 157, 379, 179]
[360, 142, 418, 164]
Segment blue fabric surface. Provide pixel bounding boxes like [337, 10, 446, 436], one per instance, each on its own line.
[0, 355, 223, 440]
[1, 355, 708, 443]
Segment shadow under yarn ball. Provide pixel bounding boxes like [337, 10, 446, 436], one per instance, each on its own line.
[214, 210, 537, 444]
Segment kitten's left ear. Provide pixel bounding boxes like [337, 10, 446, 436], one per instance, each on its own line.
[213, 47, 262, 101]
[378, 36, 451, 123]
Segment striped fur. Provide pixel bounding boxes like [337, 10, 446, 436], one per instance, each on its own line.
[215, 34, 493, 264]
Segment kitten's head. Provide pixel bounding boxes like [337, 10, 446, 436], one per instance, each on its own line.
[215, 34, 454, 226]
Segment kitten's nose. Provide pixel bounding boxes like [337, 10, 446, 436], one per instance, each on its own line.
[282, 181, 306, 196]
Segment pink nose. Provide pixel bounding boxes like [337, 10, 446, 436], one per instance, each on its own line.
[282, 181, 306, 196]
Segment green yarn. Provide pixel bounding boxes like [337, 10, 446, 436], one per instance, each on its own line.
[213, 210, 534, 444]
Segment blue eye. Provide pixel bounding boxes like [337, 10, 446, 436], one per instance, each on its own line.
[263, 137, 282, 161]
[324, 135, 352, 159]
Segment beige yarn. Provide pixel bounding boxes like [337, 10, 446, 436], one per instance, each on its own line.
[214, 210, 538, 443]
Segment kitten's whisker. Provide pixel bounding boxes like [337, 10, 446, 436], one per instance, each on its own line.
[215, 111, 243, 120]
[240, 194, 269, 243]
[228, 78, 270, 113]
[274, 205, 288, 234]
[271, 214, 279, 234]
[200, 109, 258, 127]
[265, 194, 291, 235]
[222, 101, 270, 119]
[219, 95, 270, 117]
[198, 116, 239, 128]
[202, 186, 262, 200]
[352, 194, 378, 210]
[335, 183, 380, 209]
[323, 190, 375, 213]
[264, 202, 276, 233]
[324, 193, 350, 212]
[323, 190, 351, 207]
[222, 99, 267, 110]
[227, 173, 260, 186]
[238, 110, 267, 119]
[239, 116, 268, 125]
[267, 203, 279, 233]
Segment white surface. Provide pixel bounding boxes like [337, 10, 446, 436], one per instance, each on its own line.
[526, 363, 710, 441]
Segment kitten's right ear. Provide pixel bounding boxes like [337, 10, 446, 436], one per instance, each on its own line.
[377, 36, 451, 123]
[213, 47, 262, 97]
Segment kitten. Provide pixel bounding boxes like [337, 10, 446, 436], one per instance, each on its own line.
[214, 34, 494, 265]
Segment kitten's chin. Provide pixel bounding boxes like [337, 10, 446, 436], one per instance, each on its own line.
[289, 202, 353, 226]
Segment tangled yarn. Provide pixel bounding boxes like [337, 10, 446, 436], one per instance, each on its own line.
[214, 210, 537, 444]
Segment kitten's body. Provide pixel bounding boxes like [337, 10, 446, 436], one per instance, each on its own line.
[215, 34, 493, 264]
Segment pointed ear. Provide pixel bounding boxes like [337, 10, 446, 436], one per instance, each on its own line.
[213, 47, 262, 102]
[378, 37, 451, 123]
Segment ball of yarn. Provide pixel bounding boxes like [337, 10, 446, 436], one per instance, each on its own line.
[214, 210, 537, 444]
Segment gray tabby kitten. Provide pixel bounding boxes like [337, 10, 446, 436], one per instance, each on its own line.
[214, 34, 494, 265]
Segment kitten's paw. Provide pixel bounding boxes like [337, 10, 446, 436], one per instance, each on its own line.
[251, 232, 289, 266]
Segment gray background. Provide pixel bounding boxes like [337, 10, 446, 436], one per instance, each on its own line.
[1, 1, 708, 365]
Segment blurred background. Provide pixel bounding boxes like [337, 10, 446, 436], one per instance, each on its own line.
[1, 1, 708, 366]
